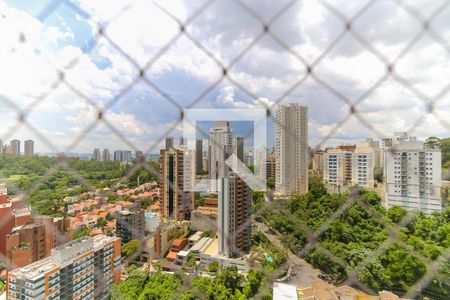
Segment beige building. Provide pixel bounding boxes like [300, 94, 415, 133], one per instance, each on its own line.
[324, 146, 374, 189]
[218, 175, 252, 258]
[160, 146, 195, 221]
[10, 139, 20, 155]
[275, 104, 308, 195]
[312, 150, 325, 176]
[24, 139, 34, 156]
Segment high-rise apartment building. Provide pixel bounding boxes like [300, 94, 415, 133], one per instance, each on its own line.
[196, 139, 203, 175]
[114, 203, 145, 243]
[218, 175, 252, 258]
[160, 146, 195, 221]
[275, 104, 309, 195]
[93, 148, 101, 161]
[7, 235, 121, 300]
[323, 146, 374, 189]
[113, 150, 131, 163]
[384, 133, 441, 214]
[10, 139, 20, 155]
[209, 121, 234, 192]
[114, 150, 122, 161]
[103, 148, 111, 161]
[24, 139, 34, 156]
[0, 138, 3, 154]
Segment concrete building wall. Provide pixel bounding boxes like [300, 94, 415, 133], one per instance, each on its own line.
[275, 104, 308, 195]
[384, 143, 441, 214]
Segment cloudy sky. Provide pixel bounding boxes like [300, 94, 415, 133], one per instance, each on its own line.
[0, 0, 449, 154]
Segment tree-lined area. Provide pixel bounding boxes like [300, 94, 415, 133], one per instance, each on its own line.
[0, 155, 159, 216]
[425, 137, 450, 181]
[111, 266, 272, 300]
[261, 178, 450, 298]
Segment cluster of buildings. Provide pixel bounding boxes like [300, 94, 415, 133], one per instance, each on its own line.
[159, 231, 249, 273]
[157, 103, 309, 267]
[0, 139, 34, 156]
[0, 181, 161, 298]
[315, 132, 443, 214]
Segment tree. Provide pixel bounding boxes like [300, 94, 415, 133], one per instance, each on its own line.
[122, 239, 141, 257]
[138, 272, 181, 300]
[267, 177, 275, 190]
[73, 227, 92, 240]
[374, 167, 383, 183]
[424, 136, 441, 149]
[182, 253, 197, 271]
[214, 266, 244, 294]
[111, 267, 147, 300]
[207, 261, 219, 273]
[243, 270, 265, 298]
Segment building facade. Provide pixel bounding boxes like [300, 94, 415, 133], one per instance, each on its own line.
[209, 121, 234, 192]
[160, 146, 195, 221]
[102, 148, 110, 161]
[259, 155, 276, 179]
[275, 104, 309, 195]
[323, 147, 374, 189]
[312, 150, 325, 176]
[165, 137, 174, 150]
[113, 150, 131, 163]
[10, 139, 20, 155]
[0, 184, 28, 259]
[6, 216, 71, 269]
[195, 139, 203, 175]
[218, 175, 252, 258]
[24, 140, 34, 156]
[93, 148, 101, 161]
[384, 134, 441, 214]
[351, 151, 374, 188]
[115, 203, 145, 243]
[6, 235, 121, 300]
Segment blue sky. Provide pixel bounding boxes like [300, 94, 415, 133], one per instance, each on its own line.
[0, 0, 449, 154]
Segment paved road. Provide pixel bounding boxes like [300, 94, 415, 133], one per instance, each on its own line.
[255, 220, 321, 287]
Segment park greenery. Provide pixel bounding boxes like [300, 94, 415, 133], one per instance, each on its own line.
[111, 266, 271, 300]
[122, 239, 141, 257]
[250, 232, 288, 273]
[261, 177, 450, 298]
[0, 155, 159, 216]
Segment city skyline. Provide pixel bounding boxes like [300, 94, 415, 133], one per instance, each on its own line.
[0, 1, 449, 299]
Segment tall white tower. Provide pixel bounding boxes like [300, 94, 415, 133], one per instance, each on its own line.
[275, 104, 308, 195]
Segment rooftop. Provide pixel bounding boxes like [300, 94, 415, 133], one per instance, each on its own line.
[203, 238, 219, 256]
[273, 283, 298, 300]
[190, 237, 212, 252]
[9, 235, 118, 281]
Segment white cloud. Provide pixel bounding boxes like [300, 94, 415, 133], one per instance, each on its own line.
[0, 0, 449, 153]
